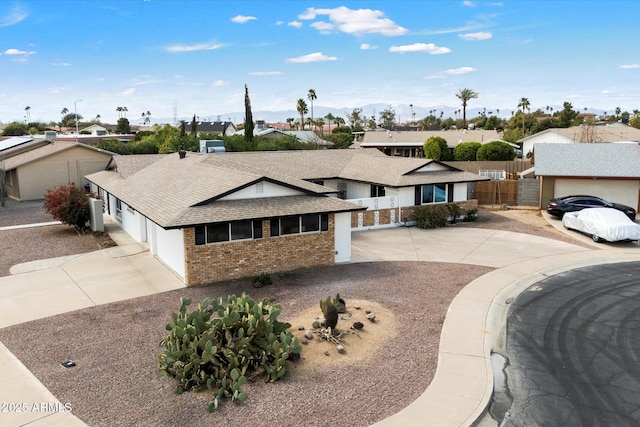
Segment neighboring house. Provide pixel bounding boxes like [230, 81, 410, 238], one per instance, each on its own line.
[80, 124, 108, 136]
[195, 121, 238, 136]
[358, 129, 502, 157]
[86, 149, 487, 286]
[3, 141, 113, 201]
[233, 122, 332, 146]
[520, 124, 640, 157]
[534, 143, 640, 211]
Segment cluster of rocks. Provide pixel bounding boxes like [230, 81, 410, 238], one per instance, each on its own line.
[296, 301, 379, 357]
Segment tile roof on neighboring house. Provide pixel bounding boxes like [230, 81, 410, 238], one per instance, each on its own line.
[358, 129, 502, 148]
[3, 142, 113, 170]
[534, 143, 640, 178]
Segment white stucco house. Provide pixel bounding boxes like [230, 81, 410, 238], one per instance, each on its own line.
[86, 149, 487, 286]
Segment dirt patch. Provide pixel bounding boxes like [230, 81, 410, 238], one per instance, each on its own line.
[289, 299, 397, 370]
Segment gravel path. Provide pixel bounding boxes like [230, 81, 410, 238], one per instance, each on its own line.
[0, 206, 592, 426]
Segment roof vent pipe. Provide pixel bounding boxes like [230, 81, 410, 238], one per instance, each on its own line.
[179, 150, 186, 159]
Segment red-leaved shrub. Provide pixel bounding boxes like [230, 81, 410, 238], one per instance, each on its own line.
[43, 183, 92, 231]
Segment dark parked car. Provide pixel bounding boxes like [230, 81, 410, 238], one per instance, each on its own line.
[547, 195, 637, 221]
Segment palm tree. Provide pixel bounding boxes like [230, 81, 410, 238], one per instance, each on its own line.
[517, 97, 530, 134]
[116, 106, 123, 118]
[286, 117, 295, 130]
[141, 110, 151, 125]
[296, 98, 308, 130]
[455, 88, 478, 129]
[24, 106, 31, 124]
[123, 106, 128, 118]
[325, 113, 335, 133]
[307, 89, 317, 130]
[60, 107, 69, 131]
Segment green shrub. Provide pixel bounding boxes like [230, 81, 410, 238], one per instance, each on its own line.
[253, 272, 273, 288]
[453, 142, 481, 161]
[447, 203, 463, 224]
[158, 293, 301, 411]
[415, 205, 449, 229]
[463, 207, 479, 222]
[476, 141, 516, 161]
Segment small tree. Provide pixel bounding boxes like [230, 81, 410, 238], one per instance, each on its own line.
[423, 139, 441, 160]
[476, 141, 516, 161]
[43, 183, 92, 231]
[424, 136, 451, 161]
[116, 117, 131, 134]
[244, 84, 254, 142]
[453, 142, 482, 161]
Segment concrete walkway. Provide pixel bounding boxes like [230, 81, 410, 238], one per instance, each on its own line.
[1, 213, 639, 426]
[0, 220, 184, 426]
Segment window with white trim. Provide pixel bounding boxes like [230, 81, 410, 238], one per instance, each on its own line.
[418, 184, 447, 204]
[270, 213, 329, 236]
[195, 220, 263, 245]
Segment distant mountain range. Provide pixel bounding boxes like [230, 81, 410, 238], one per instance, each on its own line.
[144, 103, 609, 126]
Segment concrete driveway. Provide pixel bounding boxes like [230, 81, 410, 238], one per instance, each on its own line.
[1, 214, 639, 427]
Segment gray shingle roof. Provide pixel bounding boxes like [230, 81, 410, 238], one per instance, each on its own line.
[86, 149, 486, 228]
[534, 143, 640, 177]
[167, 195, 361, 228]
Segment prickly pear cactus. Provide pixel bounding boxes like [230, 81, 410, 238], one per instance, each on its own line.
[158, 293, 302, 411]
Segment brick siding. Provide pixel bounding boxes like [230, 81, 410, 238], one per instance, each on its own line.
[183, 216, 335, 286]
[353, 201, 478, 226]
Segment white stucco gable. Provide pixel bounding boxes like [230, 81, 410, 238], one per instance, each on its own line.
[412, 162, 452, 172]
[219, 180, 308, 200]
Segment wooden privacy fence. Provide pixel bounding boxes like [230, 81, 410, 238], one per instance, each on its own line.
[474, 179, 519, 206]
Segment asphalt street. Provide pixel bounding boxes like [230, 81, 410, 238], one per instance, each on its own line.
[501, 261, 640, 426]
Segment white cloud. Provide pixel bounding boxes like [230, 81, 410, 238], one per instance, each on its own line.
[459, 31, 492, 41]
[4, 48, 35, 55]
[248, 71, 284, 76]
[231, 15, 257, 24]
[299, 6, 408, 36]
[286, 52, 338, 63]
[212, 80, 229, 86]
[463, 1, 477, 7]
[51, 62, 72, 67]
[0, 5, 27, 27]
[288, 21, 302, 28]
[425, 67, 477, 79]
[389, 43, 451, 54]
[620, 64, 640, 69]
[119, 88, 136, 96]
[360, 43, 378, 50]
[311, 21, 333, 33]
[165, 42, 224, 53]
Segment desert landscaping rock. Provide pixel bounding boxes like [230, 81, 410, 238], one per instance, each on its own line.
[0, 206, 595, 426]
[304, 330, 314, 340]
[336, 345, 346, 354]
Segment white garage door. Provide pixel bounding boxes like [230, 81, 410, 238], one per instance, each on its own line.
[554, 179, 639, 209]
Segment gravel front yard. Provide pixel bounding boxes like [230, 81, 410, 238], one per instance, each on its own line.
[0, 206, 591, 426]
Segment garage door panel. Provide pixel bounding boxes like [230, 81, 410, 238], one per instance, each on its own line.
[554, 179, 638, 208]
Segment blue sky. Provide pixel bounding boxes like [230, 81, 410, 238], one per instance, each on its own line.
[2, 0, 640, 125]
